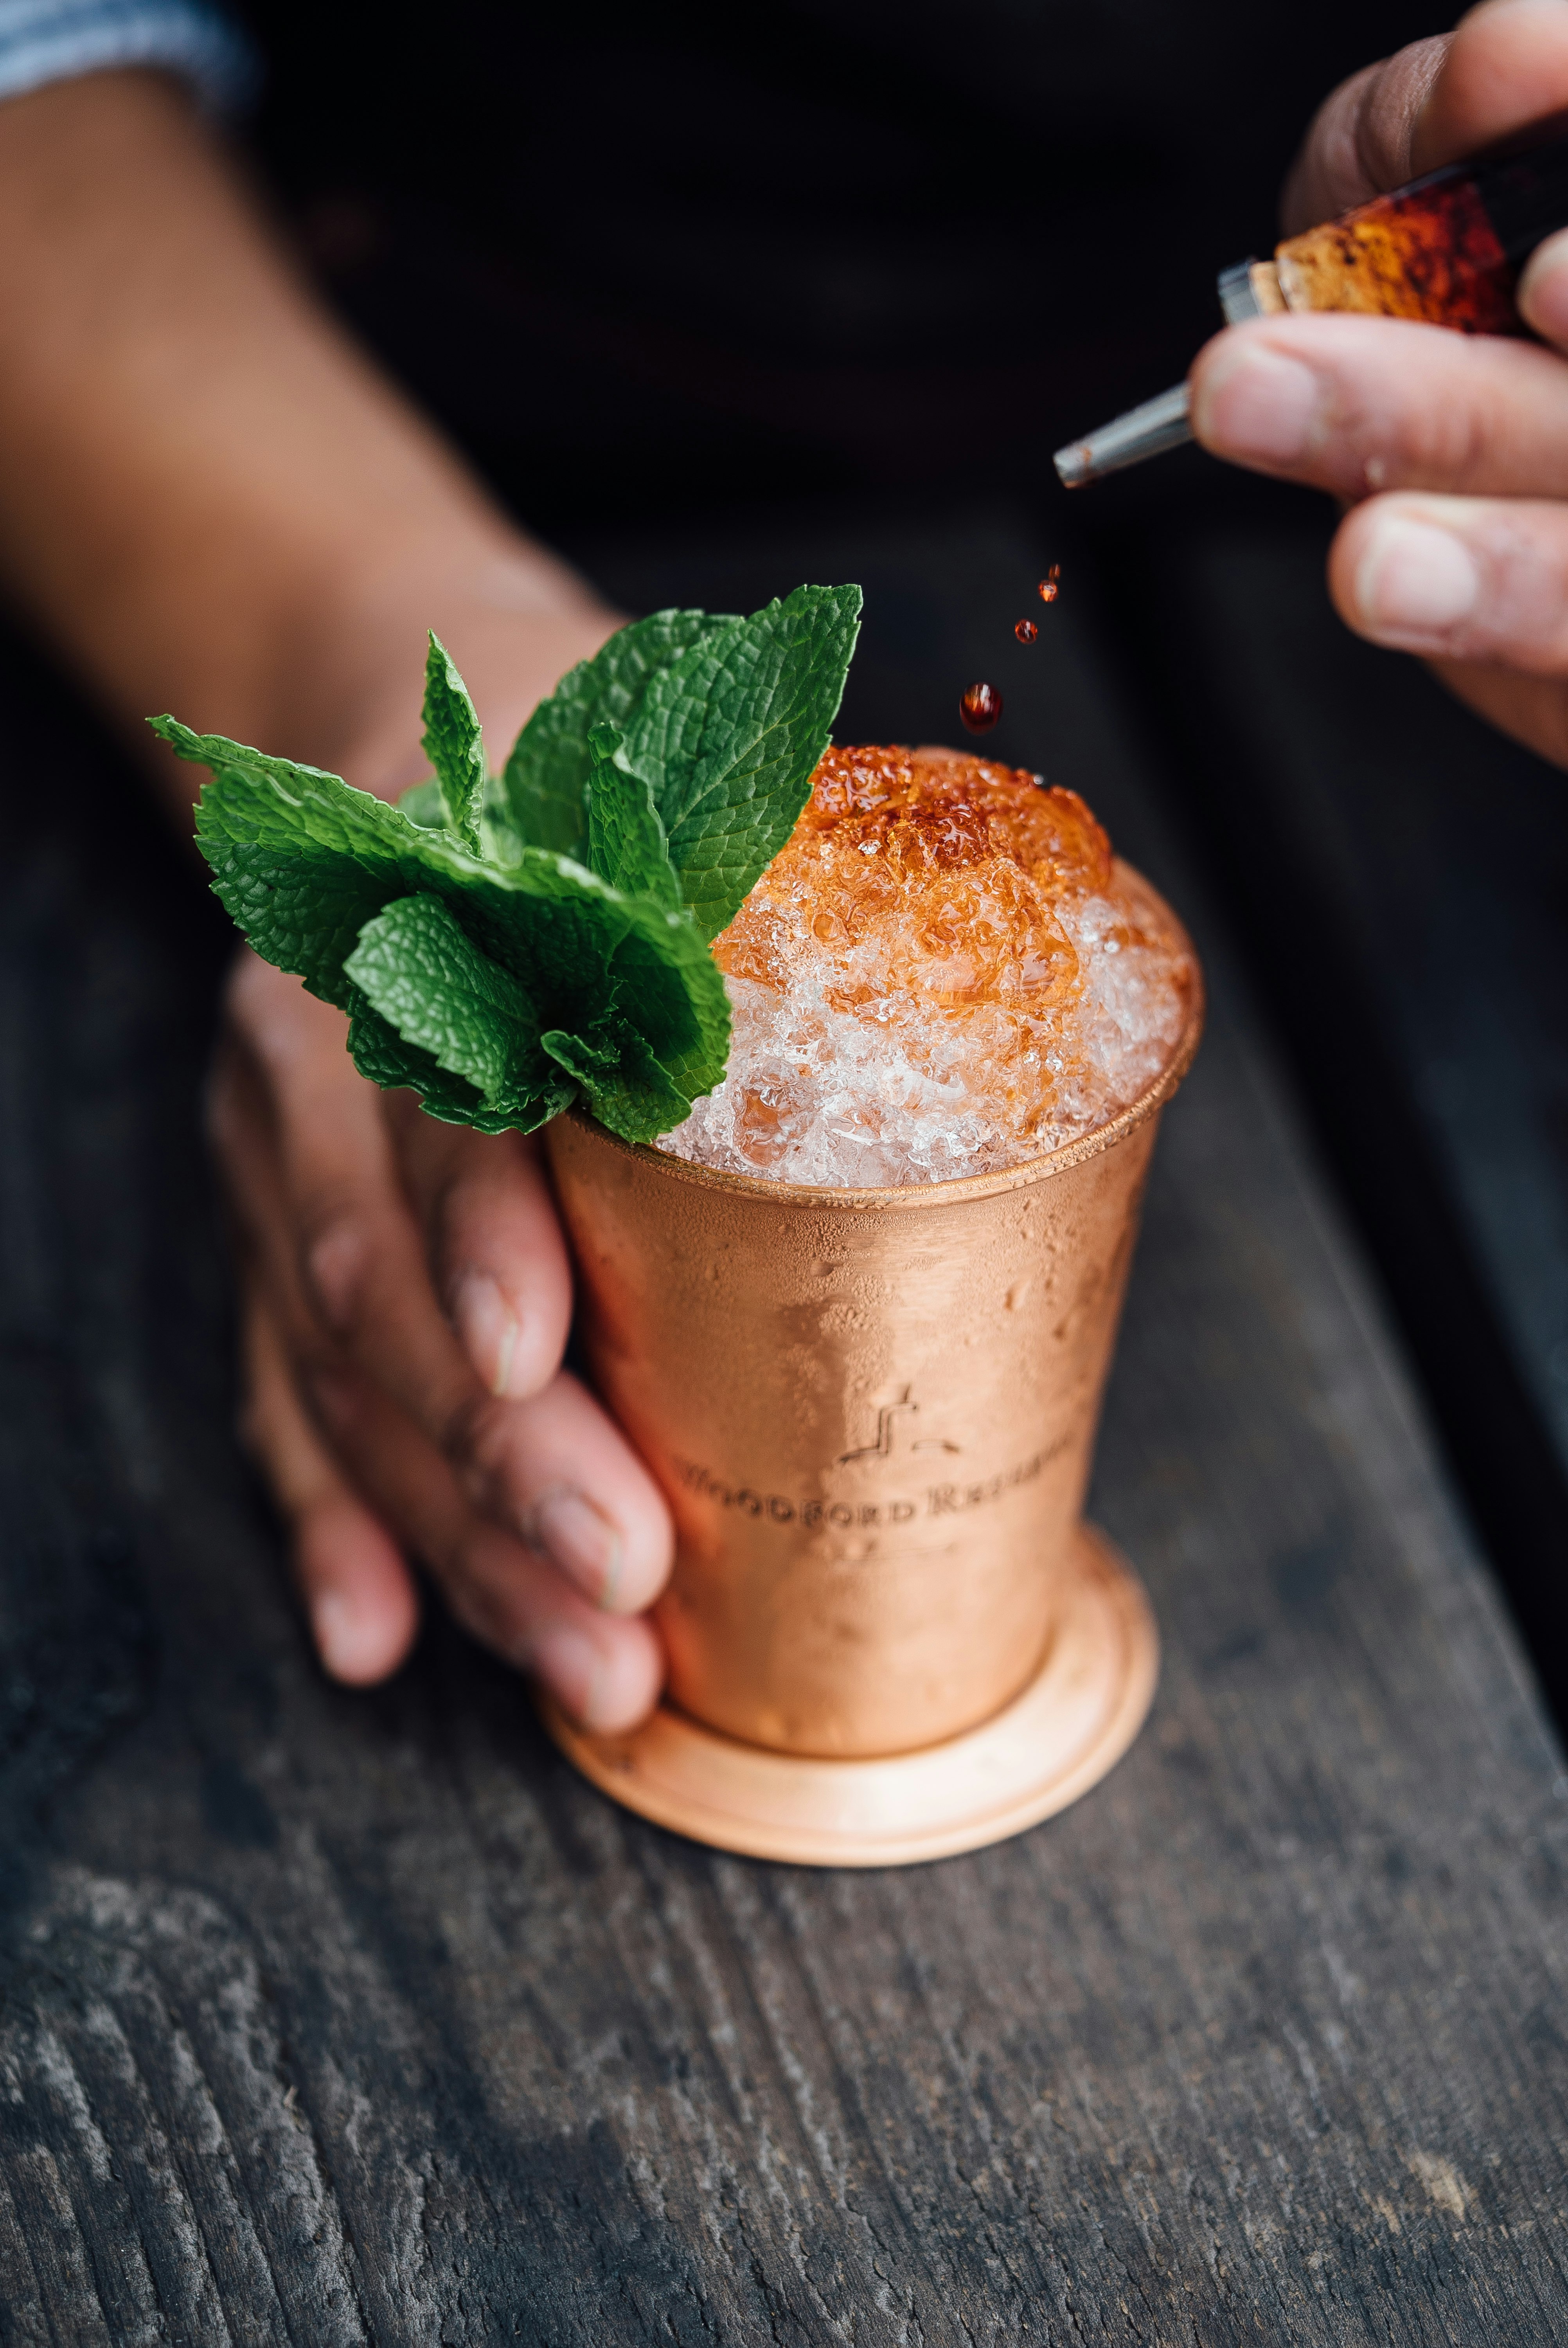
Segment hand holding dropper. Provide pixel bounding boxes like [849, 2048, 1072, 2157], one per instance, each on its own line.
[1058, 0, 1568, 774]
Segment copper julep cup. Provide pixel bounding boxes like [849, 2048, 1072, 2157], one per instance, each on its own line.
[542, 870, 1202, 1866]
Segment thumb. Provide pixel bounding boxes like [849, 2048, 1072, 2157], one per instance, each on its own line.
[1281, 41, 1452, 234]
[1412, 0, 1568, 176]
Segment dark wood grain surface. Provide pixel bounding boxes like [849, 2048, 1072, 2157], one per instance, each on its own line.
[1102, 511, 1568, 1721]
[2, 519, 1565, 2344]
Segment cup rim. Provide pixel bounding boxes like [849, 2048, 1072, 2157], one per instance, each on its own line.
[560, 868, 1205, 1214]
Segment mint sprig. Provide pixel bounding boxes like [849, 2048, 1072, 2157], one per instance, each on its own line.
[152, 582, 861, 1144]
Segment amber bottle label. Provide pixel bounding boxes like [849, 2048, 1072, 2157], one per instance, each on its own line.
[1276, 176, 1515, 332]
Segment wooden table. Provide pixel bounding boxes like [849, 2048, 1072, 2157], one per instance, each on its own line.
[2, 515, 1564, 2343]
[1099, 497, 1568, 1711]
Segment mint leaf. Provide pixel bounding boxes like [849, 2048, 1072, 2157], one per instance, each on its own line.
[155, 712, 730, 1139]
[602, 909, 729, 1112]
[622, 583, 861, 940]
[207, 840, 393, 1008]
[345, 1003, 496, 1129]
[421, 632, 486, 853]
[158, 717, 479, 1010]
[584, 722, 678, 908]
[344, 893, 569, 1128]
[397, 777, 447, 830]
[156, 717, 445, 868]
[542, 1017, 693, 1146]
[478, 775, 525, 868]
[399, 773, 523, 869]
[502, 608, 733, 858]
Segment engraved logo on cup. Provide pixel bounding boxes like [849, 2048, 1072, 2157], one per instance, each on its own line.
[836, 1386, 960, 1466]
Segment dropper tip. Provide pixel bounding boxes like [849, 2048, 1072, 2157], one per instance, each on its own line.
[1052, 381, 1193, 489]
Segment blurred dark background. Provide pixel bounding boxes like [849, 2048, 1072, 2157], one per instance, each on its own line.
[240, 0, 1420, 528]
[125, 4, 1568, 1708]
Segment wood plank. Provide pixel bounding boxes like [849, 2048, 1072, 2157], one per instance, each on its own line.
[0, 522, 1564, 2343]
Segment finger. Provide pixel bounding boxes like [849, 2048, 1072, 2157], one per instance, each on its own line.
[240, 1169, 663, 1727]
[474, 1367, 674, 1617]
[1411, 0, 1568, 178]
[1282, 1, 1568, 239]
[1327, 489, 1568, 672]
[240, 1276, 420, 1684]
[309, 1359, 664, 1732]
[1190, 312, 1568, 499]
[227, 953, 480, 1442]
[388, 1103, 572, 1403]
[1517, 220, 1568, 349]
[1282, 42, 1451, 233]
[218, 954, 673, 1613]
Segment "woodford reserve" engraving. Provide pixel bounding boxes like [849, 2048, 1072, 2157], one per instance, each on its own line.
[672, 1432, 1072, 1530]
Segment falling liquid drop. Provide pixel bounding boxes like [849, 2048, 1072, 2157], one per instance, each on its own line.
[1014, 618, 1039, 644]
[960, 682, 1003, 733]
[1038, 564, 1061, 603]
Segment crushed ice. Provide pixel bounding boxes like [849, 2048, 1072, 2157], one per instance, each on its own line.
[658, 746, 1192, 1188]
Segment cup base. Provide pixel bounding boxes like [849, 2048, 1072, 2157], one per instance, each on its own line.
[538, 1525, 1158, 1867]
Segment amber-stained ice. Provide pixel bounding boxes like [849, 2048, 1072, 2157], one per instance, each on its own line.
[660, 745, 1194, 1187]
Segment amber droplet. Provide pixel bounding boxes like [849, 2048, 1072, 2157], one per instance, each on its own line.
[1038, 564, 1061, 603]
[960, 681, 1003, 733]
[1014, 618, 1039, 644]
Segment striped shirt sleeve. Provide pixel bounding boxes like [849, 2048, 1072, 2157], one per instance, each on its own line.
[0, 0, 257, 113]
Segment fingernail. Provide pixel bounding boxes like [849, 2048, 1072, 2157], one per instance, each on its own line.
[1353, 512, 1480, 643]
[312, 1590, 385, 1682]
[453, 1272, 523, 1397]
[528, 1624, 609, 1727]
[534, 1489, 626, 1608]
[305, 1223, 367, 1334]
[1519, 227, 1568, 344]
[1193, 340, 1323, 466]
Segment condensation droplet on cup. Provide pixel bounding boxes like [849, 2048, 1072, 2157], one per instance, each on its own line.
[1014, 618, 1039, 644]
[960, 682, 1003, 733]
[1038, 564, 1061, 603]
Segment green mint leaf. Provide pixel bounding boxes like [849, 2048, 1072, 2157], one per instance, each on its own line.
[601, 909, 729, 1116]
[541, 1018, 694, 1147]
[155, 711, 731, 1142]
[345, 1004, 495, 1129]
[205, 840, 392, 1009]
[399, 773, 523, 868]
[501, 608, 734, 859]
[400, 776, 526, 878]
[345, 1005, 550, 1136]
[421, 632, 486, 853]
[397, 777, 446, 829]
[584, 722, 678, 908]
[156, 716, 442, 868]
[621, 583, 861, 941]
[157, 716, 475, 1009]
[478, 775, 525, 868]
[344, 893, 568, 1127]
